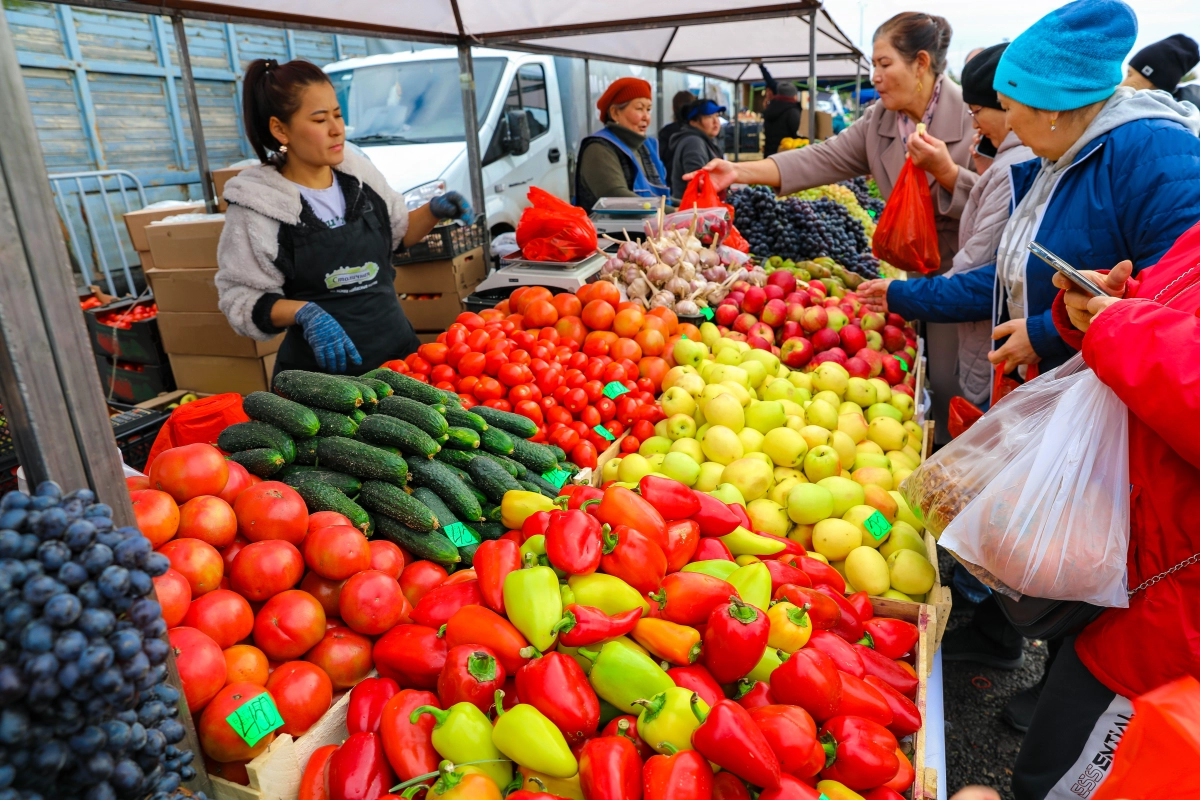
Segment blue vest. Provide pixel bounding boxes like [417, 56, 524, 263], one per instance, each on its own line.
[580, 127, 670, 200]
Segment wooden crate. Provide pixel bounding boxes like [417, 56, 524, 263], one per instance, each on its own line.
[589, 434, 627, 486]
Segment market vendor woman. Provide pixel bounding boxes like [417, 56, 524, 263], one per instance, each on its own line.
[575, 77, 671, 212]
[216, 59, 472, 375]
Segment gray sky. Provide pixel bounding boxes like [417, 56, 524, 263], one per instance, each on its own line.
[847, 0, 1200, 83]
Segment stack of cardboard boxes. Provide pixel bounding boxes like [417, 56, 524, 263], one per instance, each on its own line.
[394, 246, 487, 342]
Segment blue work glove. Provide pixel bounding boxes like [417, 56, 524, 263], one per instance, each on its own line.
[294, 302, 361, 374]
[430, 191, 474, 225]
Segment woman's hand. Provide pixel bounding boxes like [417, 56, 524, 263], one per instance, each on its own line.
[856, 279, 894, 313]
[907, 130, 959, 192]
[294, 302, 362, 374]
[430, 191, 474, 224]
[970, 132, 994, 175]
[683, 159, 740, 192]
[1052, 259, 1131, 333]
[683, 158, 782, 193]
[987, 318, 1041, 374]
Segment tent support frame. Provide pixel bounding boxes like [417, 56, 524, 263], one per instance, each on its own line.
[808, 6, 818, 139]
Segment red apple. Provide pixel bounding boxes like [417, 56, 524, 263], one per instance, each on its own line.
[734, 313, 757, 335]
[728, 291, 745, 305]
[781, 321, 802, 341]
[748, 322, 775, 344]
[893, 351, 915, 372]
[814, 349, 848, 367]
[747, 334, 774, 351]
[826, 309, 849, 332]
[780, 337, 815, 369]
[844, 357, 870, 378]
[860, 311, 886, 332]
[811, 328, 841, 353]
[714, 304, 739, 327]
[731, 280, 751, 294]
[864, 330, 883, 351]
[892, 383, 915, 398]
[858, 348, 884, 378]
[881, 355, 904, 385]
[767, 270, 797, 294]
[743, 287, 767, 316]
[784, 292, 805, 305]
[882, 325, 906, 353]
[725, 331, 747, 342]
[886, 313, 907, 329]
[800, 306, 828, 333]
[760, 299, 787, 328]
[822, 296, 840, 309]
[839, 325, 867, 356]
[786, 302, 807, 324]
[764, 285, 785, 301]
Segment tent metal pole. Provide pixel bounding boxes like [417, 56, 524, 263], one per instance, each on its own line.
[457, 43, 486, 243]
[656, 67, 664, 132]
[584, 58, 593, 134]
[808, 7, 818, 140]
[733, 81, 741, 162]
[171, 14, 215, 212]
[855, 59, 862, 119]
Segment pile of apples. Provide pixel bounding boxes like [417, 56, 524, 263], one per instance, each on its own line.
[712, 270, 918, 386]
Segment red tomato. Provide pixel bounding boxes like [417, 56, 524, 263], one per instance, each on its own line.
[234, 482, 309, 546]
[266, 661, 333, 736]
[583, 380, 604, 403]
[131, 489, 179, 549]
[466, 329, 490, 351]
[300, 571, 346, 618]
[253, 590, 326, 661]
[176, 495, 237, 549]
[571, 440, 599, 469]
[515, 400, 544, 426]
[406, 355, 431, 375]
[483, 399, 512, 412]
[220, 536, 249, 572]
[223, 644, 269, 687]
[474, 377, 504, 401]
[564, 370, 586, 389]
[602, 363, 627, 384]
[169, 627, 226, 712]
[564, 388, 589, 413]
[217, 461, 255, 506]
[458, 351, 486, 377]
[399, 562, 447, 607]
[583, 359, 605, 381]
[340, 571, 412, 636]
[595, 397, 616, 422]
[637, 377, 655, 394]
[417, 343, 447, 365]
[149, 443, 229, 504]
[430, 365, 456, 385]
[511, 330, 535, 350]
[508, 384, 534, 405]
[497, 363, 526, 388]
[304, 627, 374, 690]
[199, 683, 276, 762]
[303, 525, 372, 581]
[229, 540, 304, 602]
[484, 350, 509, 377]
[445, 343, 471, 369]
[549, 427, 581, 453]
[459, 395, 477, 410]
[369, 540, 408, 579]
[578, 406, 601, 429]
[456, 312, 485, 330]
[546, 405, 573, 426]
[509, 349, 531, 367]
[457, 376, 480, 396]
[159, 538, 223, 597]
[445, 323, 469, 347]
[308, 511, 352, 533]
[152, 568, 192, 628]
[125, 475, 150, 492]
[183, 589, 254, 650]
[632, 420, 656, 442]
[620, 435, 641, 453]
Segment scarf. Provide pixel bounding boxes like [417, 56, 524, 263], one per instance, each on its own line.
[897, 77, 943, 144]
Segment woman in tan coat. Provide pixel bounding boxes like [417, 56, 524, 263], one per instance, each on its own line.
[687, 12, 975, 442]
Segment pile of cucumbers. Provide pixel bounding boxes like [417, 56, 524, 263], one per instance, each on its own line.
[217, 368, 577, 567]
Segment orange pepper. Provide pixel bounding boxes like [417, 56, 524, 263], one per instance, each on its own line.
[631, 618, 702, 666]
[427, 764, 503, 800]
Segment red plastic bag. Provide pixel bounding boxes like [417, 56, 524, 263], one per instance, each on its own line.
[516, 186, 597, 262]
[1091, 676, 1200, 799]
[947, 396, 985, 438]
[872, 156, 940, 274]
[145, 393, 249, 469]
[678, 172, 750, 253]
[991, 362, 1039, 406]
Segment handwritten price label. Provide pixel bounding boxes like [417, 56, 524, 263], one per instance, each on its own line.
[864, 511, 893, 541]
[226, 692, 284, 747]
[593, 425, 616, 442]
[541, 467, 571, 490]
[602, 382, 630, 399]
[443, 522, 480, 547]
[700, 307, 715, 320]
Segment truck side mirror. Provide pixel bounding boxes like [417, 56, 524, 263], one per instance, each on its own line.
[503, 110, 531, 156]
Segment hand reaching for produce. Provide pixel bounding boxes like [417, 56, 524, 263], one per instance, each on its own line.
[987, 318, 1040, 374]
[856, 279, 893, 313]
[1053, 259, 1130, 333]
[906, 130, 959, 192]
[294, 302, 362, 374]
[430, 191, 475, 224]
[684, 157, 781, 194]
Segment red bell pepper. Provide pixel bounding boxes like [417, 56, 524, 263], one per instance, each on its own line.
[667, 664, 724, 708]
[692, 537, 734, 562]
[734, 679, 776, 710]
[812, 586, 864, 643]
[564, 485, 603, 510]
[473, 539, 521, 614]
[854, 644, 918, 698]
[770, 647, 843, 722]
[650, 572, 737, 626]
[692, 699, 781, 789]
[863, 676, 922, 738]
[437, 644, 506, 713]
[410, 580, 483, 629]
[545, 509, 606, 575]
[807, 630, 865, 677]
[713, 772, 752, 800]
[831, 671, 893, 728]
[763, 560, 811, 593]
[444, 604, 530, 675]
[508, 789, 557, 800]
[638, 475, 700, 520]
[603, 715, 654, 761]
[300, 743, 336, 800]
[861, 618, 919, 660]
[379, 689, 439, 782]
[773, 585, 842, 631]
[522, 510, 553, 542]
[582, 486, 667, 550]
[796, 557, 846, 593]
[753, 531, 805, 557]
[703, 596, 769, 684]
[373, 625, 447, 689]
[442, 569, 477, 586]
[663, 519, 701, 572]
[748, 704, 824, 779]
[579, 736, 642, 800]
[326, 731, 395, 800]
[757, 773, 822, 800]
[883, 748, 915, 792]
[818, 716, 899, 791]
[692, 491, 741, 537]
[554, 604, 642, 647]
[601, 525, 668, 595]
[515, 651, 601, 746]
[346, 677, 400, 735]
[845, 591, 874, 622]
[643, 747, 714, 800]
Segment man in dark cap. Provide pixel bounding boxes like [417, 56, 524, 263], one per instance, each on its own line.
[1122, 33, 1200, 106]
[760, 64, 802, 156]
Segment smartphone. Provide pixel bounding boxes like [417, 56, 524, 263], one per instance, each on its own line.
[1027, 241, 1107, 297]
[975, 135, 997, 158]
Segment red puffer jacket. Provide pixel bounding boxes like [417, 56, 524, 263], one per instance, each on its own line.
[1051, 220, 1200, 698]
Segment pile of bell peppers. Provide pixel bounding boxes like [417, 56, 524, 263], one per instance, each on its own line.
[300, 474, 924, 800]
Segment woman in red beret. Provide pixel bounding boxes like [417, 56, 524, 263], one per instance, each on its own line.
[574, 76, 671, 212]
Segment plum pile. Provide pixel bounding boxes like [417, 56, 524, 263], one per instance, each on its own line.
[0, 482, 206, 800]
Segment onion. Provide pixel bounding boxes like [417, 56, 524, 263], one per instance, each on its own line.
[646, 263, 673, 285]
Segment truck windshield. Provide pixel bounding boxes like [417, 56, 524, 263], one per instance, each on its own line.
[332, 58, 505, 145]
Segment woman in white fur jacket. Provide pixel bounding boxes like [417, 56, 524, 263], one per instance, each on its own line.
[216, 58, 473, 376]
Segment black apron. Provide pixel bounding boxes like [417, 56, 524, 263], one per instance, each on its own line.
[273, 198, 419, 377]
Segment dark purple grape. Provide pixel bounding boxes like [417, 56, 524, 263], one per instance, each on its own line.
[0, 765, 12, 789]
[0, 532, 22, 559]
[127, 570, 152, 597]
[84, 751, 114, 782]
[57, 562, 88, 589]
[69, 725, 107, 755]
[0, 665, 26, 704]
[26, 675, 60, 702]
[0, 512, 27, 532]
[112, 539, 150, 570]
[65, 488, 95, 504]
[30, 496, 58, 511]
[76, 582, 103, 608]
[4, 602, 33, 630]
[109, 630, 143, 661]
[31, 738, 67, 772]
[141, 553, 169, 578]
[128, 599, 160, 628]
[19, 623, 53, 654]
[136, 665, 166, 691]
[78, 608, 116, 638]
[0, 493, 30, 511]
[152, 684, 179, 706]
[77, 644, 114, 676]
[83, 504, 113, 519]
[95, 531, 124, 550]
[139, 619, 166, 640]
[62, 521, 96, 552]
[36, 541, 71, 571]
[84, 782, 116, 800]
[16, 534, 38, 560]
[141, 638, 168, 665]
[32, 508, 68, 540]
[119, 652, 149, 681]
[154, 719, 184, 745]
[91, 667, 124, 694]
[56, 662, 82, 691]
[151, 773, 180, 794]
[109, 759, 142, 794]
[137, 702, 165, 727]
[128, 722, 147, 752]
[54, 630, 87, 661]
[34, 482, 62, 500]
[79, 544, 113, 576]
[22, 576, 64, 607]
[43, 593, 82, 627]
[25, 653, 58, 681]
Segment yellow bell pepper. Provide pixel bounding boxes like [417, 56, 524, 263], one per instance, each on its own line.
[720, 526, 787, 556]
[767, 601, 812, 653]
[567, 573, 650, 615]
[501, 491, 557, 530]
[634, 687, 708, 754]
[681, 560, 740, 580]
[816, 780, 866, 800]
[492, 691, 578, 778]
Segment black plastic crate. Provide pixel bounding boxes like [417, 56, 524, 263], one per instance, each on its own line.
[84, 299, 166, 366]
[0, 402, 12, 461]
[95, 354, 176, 405]
[394, 218, 487, 265]
[109, 407, 168, 473]
[0, 455, 17, 497]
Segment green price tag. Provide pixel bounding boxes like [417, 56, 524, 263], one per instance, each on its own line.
[602, 381, 630, 399]
[864, 510, 893, 541]
[226, 692, 284, 747]
[443, 522, 480, 547]
[819, 794, 833, 800]
[593, 425, 616, 442]
[541, 467, 571, 490]
[700, 306, 715, 320]
[894, 355, 909, 373]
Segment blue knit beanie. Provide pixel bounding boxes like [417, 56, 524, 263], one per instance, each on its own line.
[993, 0, 1138, 111]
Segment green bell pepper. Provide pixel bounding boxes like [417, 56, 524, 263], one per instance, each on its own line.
[504, 555, 563, 652]
[577, 637, 675, 714]
[726, 562, 772, 611]
[567, 573, 650, 616]
[410, 702, 512, 789]
[491, 690, 578, 778]
[681, 560, 741, 580]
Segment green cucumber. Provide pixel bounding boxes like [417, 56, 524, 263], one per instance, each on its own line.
[218, 422, 296, 463]
[443, 427, 481, 451]
[243, 392, 320, 438]
[276, 465, 362, 496]
[406, 458, 484, 522]
[294, 437, 318, 465]
[315, 438, 408, 486]
[374, 515, 460, 565]
[482, 503, 504, 523]
[292, 481, 371, 532]
[479, 426, 515, 456]
[358, 377, 394, 398]
[509, 437, 559, 475]
[350, 408, 367, 424]
[311, 407, 359, 438]
[521, 476, 561, 499]
[467, 457, 524, 504]
[547, 445, 568, 463]
[435, 448, 477, 472]
[473, 521, 508, 541]
[357, 481, 438, 532]
[356, 415, 440, 459]
[443, 407, 488, 433]
[228, 448, 284, 478]
[274, 370, 362, 413]
[456, 542, 481, 567]
[364, 369, 445, 405]
[471, 406, 539, 439]
[337, 377, 378, 411]
[377, 396, 450, 438]
[474, 451, 518, 479]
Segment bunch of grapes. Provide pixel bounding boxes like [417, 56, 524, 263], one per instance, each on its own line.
[838, 177, 873, 206]
[0, 482, 207, 800]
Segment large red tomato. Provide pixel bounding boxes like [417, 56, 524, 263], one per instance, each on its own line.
[304, 627, 374, 690]
[126, 475, 150, 492]
[307, 511, 353, 534]
[300, 572, 346, 618]
[234, 481, 309, 545]
[216, 461, 255, 507]
[177, 495, 238, 549]
[158, 538, 224, 597]
[182, 589, 254, 650]
[368, 540, 408, 580]
[223, 644, 269, 686]
[303, 525, 371, 581]
[199, 682, 276, 762]
[131, 489, 179, 549]
[149, 443, 229, 503]
[152, 568, 192, 628]
[220, 536, 250, 572]
[169, 626, 226, 712]
[265, 661, 333, 737]
[253, 589, 326, 661]
[339, 571, 411, 636]
[229, 540, 303, 602]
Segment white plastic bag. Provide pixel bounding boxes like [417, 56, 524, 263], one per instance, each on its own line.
[903, 352, 1130, 607]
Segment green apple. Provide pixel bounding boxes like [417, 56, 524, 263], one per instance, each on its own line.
[863, 484, 898, 521]
[669, 437, 705, 463]
[787, 371, 813, 392]
[838, 413, 869, 444]
[723, 458, 774, 502]
[805, 399, 839, 431]
[617, 453, 653, 483]
[694, 461, 726, 492]
[879, 521, 926, 559]
[639, 436, 673, 456]
[695, 423, 710, 442]
[743, 451, 774, 469]
[774, 466, 804, 483]
[867, 417, 907, 452]
[838, 401, 863, 416]
[825, 308, 849, 332]
[737, 427, 765, 454]
[887, 450, 917, 471]
[746, 400, 786, 434]
[787, 482, 835, 524]
[812, 362, 850, 398]
[699, 321, 721, 348]
[739, 359, 768, 389]
[662, 365, 697, 390]
[710, 364, 749, 388]
[660, 386, 697, 418]
[845, 546, 891, 595]
[652, 420, 669, 439]
[813, 390, 842, 409]
[762, 427, 808, 468]
[881, 589, 914, 601]
[812, 518, 862, 561]
[779, 399, 804, 418]
[762, 379, 796, 403]
[602, 457, 622, 484]
[719, 380, 752, 407]
[888, 491, 925, 533]
[705, 393, 745, 432]
[845, 377, 877, 408]
[713, 337, 741, 357]
[699, 383, 732, 413]
[673, 338, 710, 369]
[903, 420, 924, 440]
[857, 440, 884, 456]
[866, 402, 903, 422]
[816, 476, 866, 517]
[802, 445, 841, 483]
[646, 454, 666, 471]
[747, 498, 791, 538]
[829, 431, 857, 470]
[888, 549, 935, 595]
[741, 349, 781, 376]
[665, 414, 697, 441]
[700, 360, 718, 382]
[769, 476, 801, 506]
[676, 372, 707, 398]
[716, 347, 743, 366]
[843, 504, 887, 548]
[867, 378, 892, 402]
[889, 392, 915, 421]
[799, 425, 831, 450]
[852, 466, 894, 492]
[709, 482, 746, 507]
[701, 425, 744, 465]
[662, 452, 702, 487]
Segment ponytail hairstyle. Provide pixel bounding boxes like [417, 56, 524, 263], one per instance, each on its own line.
[874, 12, 953, 77]
[242, 58, 333, 164]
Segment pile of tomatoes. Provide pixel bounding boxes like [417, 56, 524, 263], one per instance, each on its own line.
[94, 301, 158, 329]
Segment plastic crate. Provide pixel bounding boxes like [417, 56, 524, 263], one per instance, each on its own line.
[393, 218, 487, 265]
[0, 402, 12, 461]
[0, 455, 17, 496]
[84, 299, 166, 366]
[96, 355, 176, 405]
[109, 407, 168, 473]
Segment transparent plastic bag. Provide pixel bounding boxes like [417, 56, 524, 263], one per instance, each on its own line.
[902, 352, 1130, 607]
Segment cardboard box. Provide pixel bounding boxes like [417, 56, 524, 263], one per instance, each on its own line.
[399, 294, 465, 331]
[145, 269, 219, 313]
[123, 202, 205, 252]
[168, 353, 275, 396]
[146, 216, 224, 270]
[798, 110, 834, 141]
[394, 247, 486, 297]
[416, 333, 441, 344]
[213, 165, 252, 212]
[138, 249, 155, 271]
[157, 311, 283, 358]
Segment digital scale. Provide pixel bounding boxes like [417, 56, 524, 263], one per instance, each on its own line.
[589, 196, 661, 239]
[473, 250, 606, 295]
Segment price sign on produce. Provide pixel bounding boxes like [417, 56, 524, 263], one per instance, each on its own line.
[700, 307, 714, 320]
[593, 425, 616, 442]
[443, 522, 480, 547]
[226, 692, 284, 747]
[602, 381, 630, 399]
[542, 467, 571, 490]
[864, 511, 893, 541]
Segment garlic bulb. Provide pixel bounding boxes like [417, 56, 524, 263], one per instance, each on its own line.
[660, 246, 683, 266]
[650, 290, 675, 309]
[701, 266, 727, 283]
[676, 261, 697, 282]
[698, 249, 720, 268]
[664, 276, 690, 297]
[646, 263, 674, 285]
[628, 277, 651, 300]
[601, 257, 622, 276]
[707, 284, 729, 304]
[675, 298, 700, 316]
[744, 269, 767, 287]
